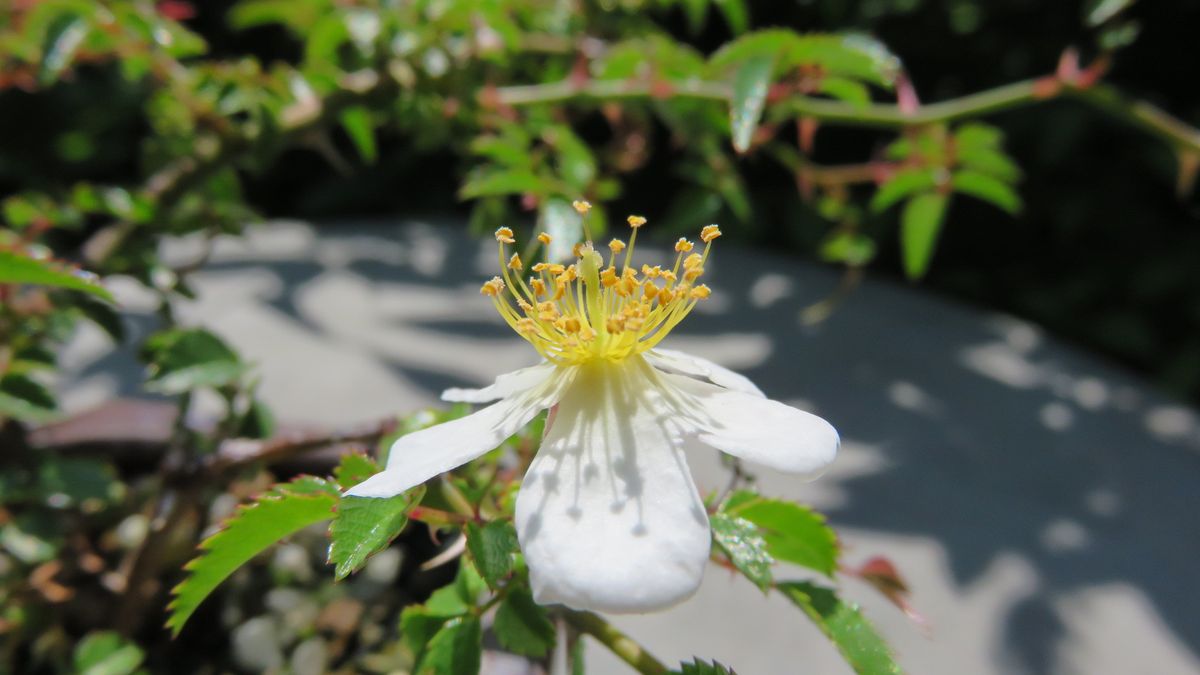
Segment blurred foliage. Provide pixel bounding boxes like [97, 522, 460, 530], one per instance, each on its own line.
[0, 0, 1197, 672]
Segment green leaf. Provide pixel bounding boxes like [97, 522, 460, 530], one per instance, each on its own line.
[38, 458, 120, 509]
[956, 146, 1022, 182]
[424, 557, 487, 618]
[466, 520, 519, 589]
[0, 374, 58, 423]
[870, 169, 938, 213]
[0, 250, 113, 301]
[711, 512, 774, 591]
[340, 105, 377, 164]
[571, 635, 587, 675]
[819, 77, 871, 106]
[900, 192, 949, 280]
[167, 478, 338, 635]
[820, 231, 877, 266]
[723, 492, 838, 576]
[329, 486, 423, 580]
[0, 511, 62, 563]
[494, 585, 556, 658]
[419, 616, 482, 675]
[1086, 0, 1136, 26]
[229, 0, 322, 34]
[143, 328, 244, 394]
[74, 631, 145, 675]
[236, 398, 275, 439]
[39, 11, 89, 85]
[401, 606, 448, 664]
[713, 0, 749, 35]
[953, 123, 1003, 152]
[334, 453, 380, 490]
[459, 169, 546, 200]
[778, 582, 902, 675]
[674, 659, 737, 674]
[729, 54, 774, 154]
[951, 171, 1022, 214]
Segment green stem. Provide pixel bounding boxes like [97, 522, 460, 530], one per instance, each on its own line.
[496, 76, 1200, 155]
[561, 609, 668, 675]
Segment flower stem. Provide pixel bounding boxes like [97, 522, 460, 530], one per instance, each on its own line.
[560, 608, 668, 675]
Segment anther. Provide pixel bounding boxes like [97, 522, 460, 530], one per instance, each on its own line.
[572, 200, 592, 215]
[690, 284, 712, 299]
[508, 253, 523, 270]
[538, 232, 552, 245]
[530, 278, 547, 296]
[700, 224, 722, 242]
[675, 238, 694, 253]
[684, 253, 703, 269]
[627, 215, 647, 228]
[609, 239, 626, 254]
[480, 277, 505, 296]
[495, 227, 516, 244]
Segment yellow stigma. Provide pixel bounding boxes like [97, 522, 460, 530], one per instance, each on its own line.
[483, 207, 720, 365]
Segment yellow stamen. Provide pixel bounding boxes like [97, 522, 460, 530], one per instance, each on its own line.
[572, 200, 592, 215]
[700, 224, 722, 242]
[508, 253, 523, 270]
[627, 215, 647, 228]
[538, 232, 552, 245]
[675, 238, 694, 253]
[495, 227, 516, 244]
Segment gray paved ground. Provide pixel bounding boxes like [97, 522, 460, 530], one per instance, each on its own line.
[58, 219, 1200, 674]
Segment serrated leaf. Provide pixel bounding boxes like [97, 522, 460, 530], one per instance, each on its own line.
[723, 492, 838, 576]
[951, 171, 1022, 214]
[870, 169, 938, 213]
[167, 478, 338, 635]
[419, 616, 482, 675]
[900, 192, 949, 280]
[340, 105, 377, 164]
[778, 582, 902, 675]
[0, 373, 58, 423]
[711, 512, 774, 591]
[730, 54, 774, 154]
[494, 585, 556, 658]
[329, 486, 423, 580]
[466, 520, 518, 589]
[74, 631, 145, 675]
[334, 453, 380, 490]
[0, 250, 113, 301]
[675, 658, 737, 674]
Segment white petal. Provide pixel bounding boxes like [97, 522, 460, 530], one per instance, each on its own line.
[665, 373, 839, 478]
[516, 359, 710, 613]
[442, 362, 558, 403]
[347, 368, 573, 498]
[646, 348, 765, 397]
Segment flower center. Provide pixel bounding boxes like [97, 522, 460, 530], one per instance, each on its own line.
[481, 202, 721, 366]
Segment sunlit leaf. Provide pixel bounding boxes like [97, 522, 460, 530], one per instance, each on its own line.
[711, 512, 773, 591]
[0, 374, 58, 423]
[778, 582, 902, 675]
[329, 485, 423, 580]
[340, 105, 377, 163]
[39, 11, 89, 85]
[0, 251, 113, 301]
[722, 491, 838, 576]
[143, 329, 245, 394]
[819, 77, 871, 106]
[459, 169, 546, 200]
[729, 54, 774, 154]
[870, 169, 937, 213]
[900, 192, 949, 280]
[167, 478, 338, 635]
[951, 171, 1022, 214]
[74, 632, 145, 675]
